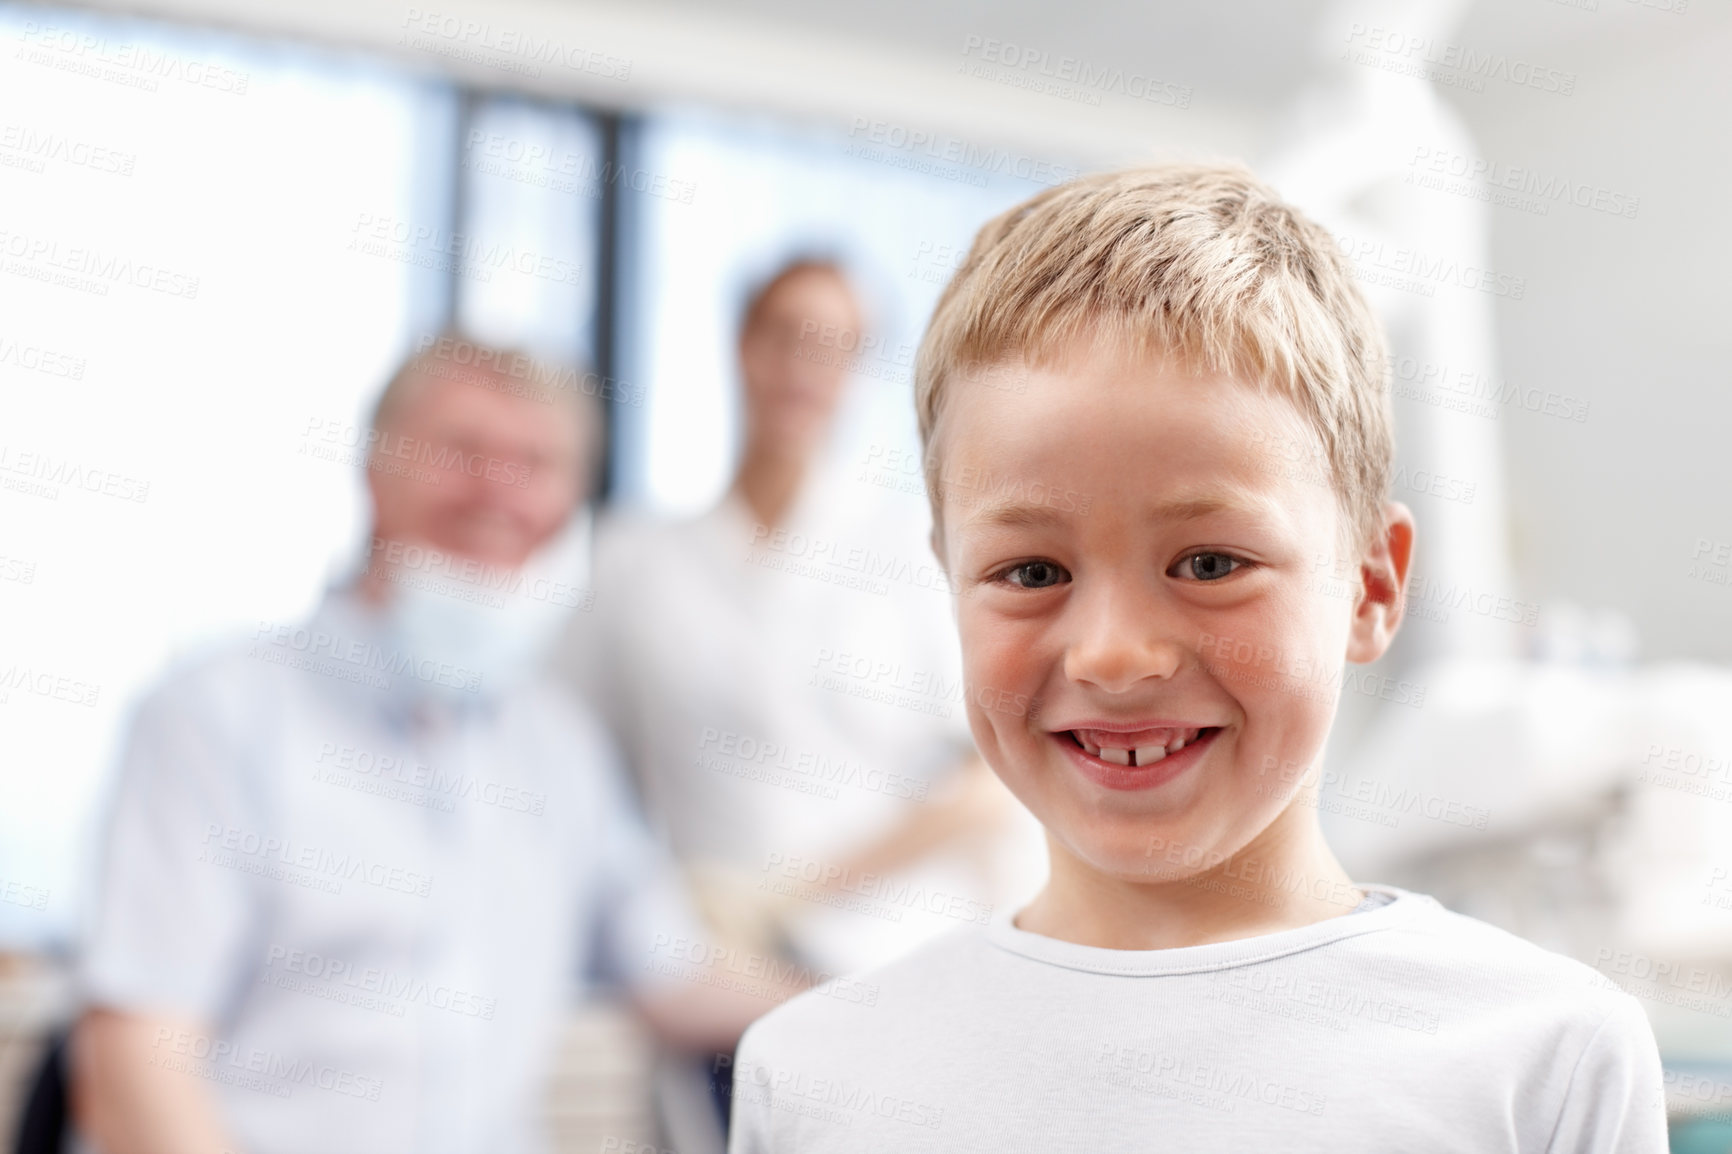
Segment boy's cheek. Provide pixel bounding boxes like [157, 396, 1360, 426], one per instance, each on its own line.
[961, 700, 1011, 770]
[957, 632, 1045, 750]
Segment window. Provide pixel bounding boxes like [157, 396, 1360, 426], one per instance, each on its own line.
[0, 4, 457, 946]
[609, 107, 1052, 514]
[0, 7, 1068, 949]
[456, 96, 602, 364]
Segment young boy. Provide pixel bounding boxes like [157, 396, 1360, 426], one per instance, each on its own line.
[725, 166, 1667, 1151]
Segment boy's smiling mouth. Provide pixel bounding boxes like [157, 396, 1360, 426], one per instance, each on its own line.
[1051, 723, 1225, 790]
[1068, 726, 1213, 766]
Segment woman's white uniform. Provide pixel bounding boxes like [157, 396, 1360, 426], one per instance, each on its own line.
[558, 453, 1019, 975]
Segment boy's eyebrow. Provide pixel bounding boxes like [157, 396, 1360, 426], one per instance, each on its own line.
[962, 501, 1067, 532]
[961, 491, 1270, 533]
[1150, 493, 1268, 522]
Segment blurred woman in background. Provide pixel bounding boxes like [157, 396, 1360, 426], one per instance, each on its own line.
[557, 257, 1028, 1147]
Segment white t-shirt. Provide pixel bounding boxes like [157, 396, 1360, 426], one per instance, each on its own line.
[727, 885, 1668, 1153]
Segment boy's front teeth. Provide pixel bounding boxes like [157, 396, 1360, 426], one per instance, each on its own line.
[1073, 727, 1204, 766]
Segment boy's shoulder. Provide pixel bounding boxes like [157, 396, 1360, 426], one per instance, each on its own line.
[742, 887, 1639, 1055]
[739, 922, 994, 1057]
[1263, 887, 1638, 1030]
[1362, 887, 1625, 1001]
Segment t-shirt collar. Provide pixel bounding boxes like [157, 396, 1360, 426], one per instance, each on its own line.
[985, 883, 1428, 977]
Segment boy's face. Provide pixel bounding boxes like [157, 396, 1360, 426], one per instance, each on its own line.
[935, 340, 1409, 884]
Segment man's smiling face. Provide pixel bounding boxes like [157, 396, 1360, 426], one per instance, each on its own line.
[935, 339, 1388, 884]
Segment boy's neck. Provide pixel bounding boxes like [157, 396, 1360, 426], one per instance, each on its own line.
[1016, 806, 1362, 951]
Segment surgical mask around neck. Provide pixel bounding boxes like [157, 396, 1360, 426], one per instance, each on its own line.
[375, 517, 589, 700]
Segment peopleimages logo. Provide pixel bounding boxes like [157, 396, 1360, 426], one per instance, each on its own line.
[697, 727, 931, 802]
[364, 538, 591, 611]
[414, 334, 645, 407]
[1255, 756, 1491, 831]
[301, 419, 534, 488]
[1196, 633, 1428, 710]
[1408, 145, 1641, 220]
[1097, 1042, 1329, 1115]
[723, 1055, 946, 1129]
[0, 334, 87, 380]
[313, 740, 548, 816]
[346, 213, 584, 286]
[262, 944, 497, 1019]
[0, 663, 101, 707]
[760, 852, 994, 926]
[845, 117, 1077, 188]
[0, 124, 136, 176]
[0, 876, 50, 911]
[148, 1027, 382, 1101]
[745, 524, 962, 598]
[249, 619, 483, 694]
[1383, 353, 1591, 425]
[462, 132, 694, 206]
[1342, 23, 1576, 95]
[397, 8, 632, 81]
[808, 646, 1032, 720]
[1336, 233, 1526, 301]
[0, 442, 149, 503]
[199, 824, 434, 898]
[16, 21, 251, 95]
[647, 935, 882, 1008]
[957, 35, 1192, 109]
[0, 227, 200, 299]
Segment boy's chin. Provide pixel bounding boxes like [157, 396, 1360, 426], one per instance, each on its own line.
[1054, 825, 1229, 885]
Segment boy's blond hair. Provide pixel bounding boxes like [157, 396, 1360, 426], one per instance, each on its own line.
[916, 163, 1393, 551]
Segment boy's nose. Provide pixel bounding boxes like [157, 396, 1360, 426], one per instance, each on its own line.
[1062, 588, 1185, 693]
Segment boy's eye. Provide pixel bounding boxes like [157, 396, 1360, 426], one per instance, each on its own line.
[1175, 552, 1244, 582]
[997, 560, 1069, 589]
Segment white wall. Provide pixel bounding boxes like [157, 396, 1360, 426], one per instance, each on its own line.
[1448, 12, 1732, 661]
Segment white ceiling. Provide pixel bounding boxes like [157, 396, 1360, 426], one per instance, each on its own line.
[645, 0, 1335, 110]
[61, 0, 1725, 169]
[634, 0, 1721, 112]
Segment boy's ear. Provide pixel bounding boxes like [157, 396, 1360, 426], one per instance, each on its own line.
[1345, 500, 1416, 665]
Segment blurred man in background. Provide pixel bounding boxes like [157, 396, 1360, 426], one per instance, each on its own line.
[70, 340, 781, 1154]
[559, 259, 1031, 1148]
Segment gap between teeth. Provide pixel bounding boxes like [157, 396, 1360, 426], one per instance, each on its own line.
[1078, 730, 1201, 766]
